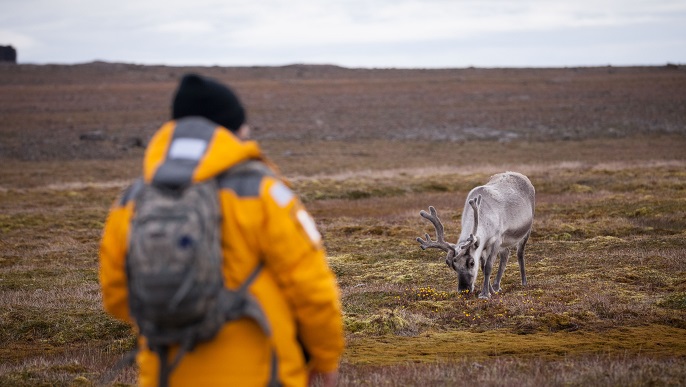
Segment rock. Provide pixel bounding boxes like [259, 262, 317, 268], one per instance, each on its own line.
[79, 131, 107, 141]
[0, 46, 17, 63]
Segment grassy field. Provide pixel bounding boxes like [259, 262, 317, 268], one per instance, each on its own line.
[1, 134, 685, 386]
[1, 63, 685, 386]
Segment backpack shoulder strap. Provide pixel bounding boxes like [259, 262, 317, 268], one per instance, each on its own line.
[217, 160, 275, 198]
[222, 262, 271, 336]
[119, 178, 145, 206]
[238, 261, 264, 294]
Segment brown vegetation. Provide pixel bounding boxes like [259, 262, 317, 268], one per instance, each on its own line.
[0, 63, 685, 386]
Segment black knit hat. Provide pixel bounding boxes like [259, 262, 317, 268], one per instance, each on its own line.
[172, 73, 246, 132]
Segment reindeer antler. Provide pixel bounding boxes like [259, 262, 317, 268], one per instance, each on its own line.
[468, 195, 481, 236]
[417, 206, 456, 253]
[458, 195, 482, 249]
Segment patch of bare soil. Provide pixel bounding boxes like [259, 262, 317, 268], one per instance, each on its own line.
[1, 62, 685, 161]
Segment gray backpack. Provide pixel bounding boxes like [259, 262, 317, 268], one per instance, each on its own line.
[125, 178, 277, 387]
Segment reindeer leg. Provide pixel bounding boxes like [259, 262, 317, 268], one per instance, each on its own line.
[492, 248, 509, 293]
[479, 248, 498, 299]
[517, 232, 530, 286]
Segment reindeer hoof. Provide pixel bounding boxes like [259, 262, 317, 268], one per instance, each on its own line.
[478, 293, 491, 300]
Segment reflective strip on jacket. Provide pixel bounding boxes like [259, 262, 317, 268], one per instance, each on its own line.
[99, 117, 344, 386]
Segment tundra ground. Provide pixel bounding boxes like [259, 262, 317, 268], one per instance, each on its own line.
[1, 63, 685, 386]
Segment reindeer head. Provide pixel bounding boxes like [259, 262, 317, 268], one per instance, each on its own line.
[416, 196, 482, 294]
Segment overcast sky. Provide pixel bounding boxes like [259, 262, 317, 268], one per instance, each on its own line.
[2, 0, 685, 68]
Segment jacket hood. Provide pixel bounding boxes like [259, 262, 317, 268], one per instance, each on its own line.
[143, 117, 262, 187]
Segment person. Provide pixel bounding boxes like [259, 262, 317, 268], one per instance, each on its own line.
[99, 73, 344, 387]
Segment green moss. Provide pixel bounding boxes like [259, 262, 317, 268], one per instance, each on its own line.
[658, 293, 686, 310]
[568, 184, 593, 193]
[1, 306, 132, 348]
[345, 308, 432, 336]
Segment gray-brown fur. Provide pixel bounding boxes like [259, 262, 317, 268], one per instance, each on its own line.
[417, 172, 535, 299]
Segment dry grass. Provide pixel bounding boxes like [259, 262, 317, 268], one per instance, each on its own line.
[336, 355, 686, 387]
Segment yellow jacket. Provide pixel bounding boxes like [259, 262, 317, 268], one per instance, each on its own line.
[99, 117, 344, 386]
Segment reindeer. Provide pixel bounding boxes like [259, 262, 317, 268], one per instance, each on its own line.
[416, 172, 535, 299]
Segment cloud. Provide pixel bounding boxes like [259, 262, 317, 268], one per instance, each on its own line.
[222, 0, 686, 49]
[0, 29, 38, 49]
[1, 0, 685, 66]
[151, 20, 215, 35]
